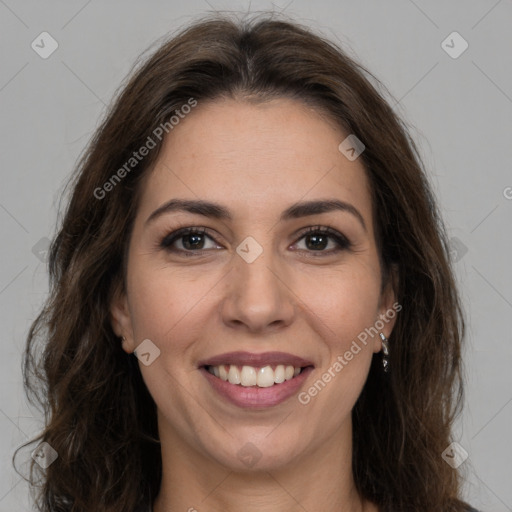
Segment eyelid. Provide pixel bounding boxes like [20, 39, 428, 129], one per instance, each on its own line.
[291, 225, 352, 252]
[158, 224, 352, 255]
[158, 226, 220, 251]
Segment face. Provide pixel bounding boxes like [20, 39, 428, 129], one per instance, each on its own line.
[111, 97, 396, 472]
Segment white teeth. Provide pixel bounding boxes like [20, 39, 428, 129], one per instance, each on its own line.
[257, 366, 275, 387]
[219, 365, 228, 381]
[208, 363, 304, 387]
[228, 365, 241, 384]
[274, 364, 285, 383]
[240, 365, 257, 386]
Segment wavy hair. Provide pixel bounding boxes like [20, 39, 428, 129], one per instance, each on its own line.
[15, 12, 471, 512]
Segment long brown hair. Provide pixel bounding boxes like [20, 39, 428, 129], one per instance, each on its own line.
[15, 12, 471, 512]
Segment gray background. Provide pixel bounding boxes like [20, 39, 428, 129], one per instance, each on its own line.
[1, 0, 511, 510]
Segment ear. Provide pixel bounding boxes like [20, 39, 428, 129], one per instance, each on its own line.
[110, 280, 136, 354]
[374, 263, 400, 353]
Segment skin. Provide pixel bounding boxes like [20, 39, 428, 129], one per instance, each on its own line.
[111, 97, 396, 512]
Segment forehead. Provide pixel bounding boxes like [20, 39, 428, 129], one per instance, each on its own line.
[136, 97, 373, 229]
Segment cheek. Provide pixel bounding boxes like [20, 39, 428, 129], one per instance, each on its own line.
[125, 265, 215, 423]
[126, 261, 218, 344]
[292, 271, 381, 438]
[294, 264, 382, 346]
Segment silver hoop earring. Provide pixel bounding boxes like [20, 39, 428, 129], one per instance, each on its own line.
[379, 333, 390, 373]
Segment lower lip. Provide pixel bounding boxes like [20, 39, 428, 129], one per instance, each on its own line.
[200, 366, 314, 408]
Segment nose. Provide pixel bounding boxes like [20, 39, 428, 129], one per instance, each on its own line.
[220, 247, 295, 334]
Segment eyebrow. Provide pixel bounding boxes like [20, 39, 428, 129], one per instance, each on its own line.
[145, 198, 367, 231]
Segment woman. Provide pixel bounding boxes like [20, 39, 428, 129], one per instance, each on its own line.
[16, 12, 479, 512]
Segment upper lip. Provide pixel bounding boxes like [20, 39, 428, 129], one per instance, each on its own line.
[198, 351, 314, 368]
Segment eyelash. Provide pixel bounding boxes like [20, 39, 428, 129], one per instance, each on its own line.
[158, 225, 352, 257]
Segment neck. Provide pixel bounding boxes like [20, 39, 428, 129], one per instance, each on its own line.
[152, 415, 375, 512]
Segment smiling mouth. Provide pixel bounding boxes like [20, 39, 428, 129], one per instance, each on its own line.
[203, 364, 312, 388]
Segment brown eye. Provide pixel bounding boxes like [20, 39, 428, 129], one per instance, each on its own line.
[158, 225, 351, 257]
[293, 226, 351, 254]
[160, 227, 221, 255]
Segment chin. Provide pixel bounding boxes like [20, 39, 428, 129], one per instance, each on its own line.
[206, 433, 303, 473]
